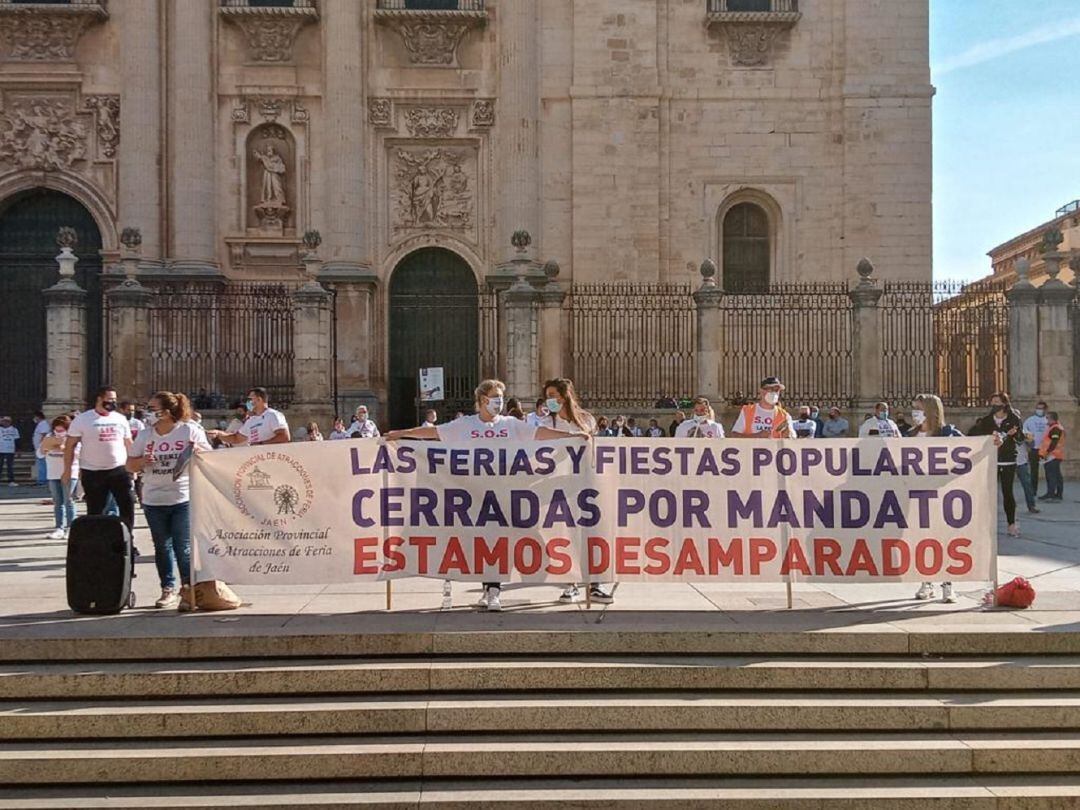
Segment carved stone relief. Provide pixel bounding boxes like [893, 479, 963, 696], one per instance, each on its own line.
[0, 97, 88, 171]
[220, 5, 318, 64]
[725, 24, 782, 67]
[84, 95, 120, 158]
[0, 4, 106, 62]
[374, 9, 486, 67]
[471, 99, 495, 128]
[369, 98, 393, 128]
[403, 107, 459, 138]
[393, 147, 474, 232]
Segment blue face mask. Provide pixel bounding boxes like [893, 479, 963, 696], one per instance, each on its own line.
[1035, 409, 1046, 417]
[245, 400, 254, 411]
[545, 398, 562, 414]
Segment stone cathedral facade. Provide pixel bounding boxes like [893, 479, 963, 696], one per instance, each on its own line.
[0, 0, 931, 428]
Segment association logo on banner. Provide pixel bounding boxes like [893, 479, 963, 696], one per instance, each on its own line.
[231, 451, 315, 527]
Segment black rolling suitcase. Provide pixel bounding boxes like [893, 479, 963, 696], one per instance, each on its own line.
[66, 515, 136, 614]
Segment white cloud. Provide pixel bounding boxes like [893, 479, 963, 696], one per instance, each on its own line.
[934, 17, 1080, 75]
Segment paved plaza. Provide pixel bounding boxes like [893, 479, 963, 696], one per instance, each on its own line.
[1, 482, 1078, 644]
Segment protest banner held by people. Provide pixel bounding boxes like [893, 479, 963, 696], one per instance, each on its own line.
[731, 377, 796, 439]
[384, 378, 589, 611]
[63, 386, 136, 532]
[209, 387, 290, 447]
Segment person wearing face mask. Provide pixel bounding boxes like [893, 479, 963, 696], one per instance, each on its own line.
[224, 401, 249, 436]
[347, 405, 380, 439]
[63, 386, 135, 531]
[38, 416, 79, 539]
[909, 394, 965, 603]
[731, 377, 796, 439]
[329, 416, 351, 440]
[858, 402, 901, 438]
[969, 391, 1023, 537]
[808, 406, 824, 438]
[645, 419, 664, 438]
[119, 400, 145, 441]
[821, 407, 849, 438]
[1023, 401, 1050, 497]
[1038, 411, 1065, 502]
[526, 398, 548, 428]
[0, 415, 18, 486]
[675, 396, 725, 439]
[386, 379, 588, 611]
[791, 407, 818, 439]
[209, 387, 290, 446]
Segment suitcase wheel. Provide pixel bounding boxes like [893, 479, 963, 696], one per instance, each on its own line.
[128, 592, 136, 609]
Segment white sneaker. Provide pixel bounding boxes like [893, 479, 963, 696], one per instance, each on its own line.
[7, 482, 17, 488]
[559, 585, 582, 604]
[441, 580, 452, 610]
[589, 584, 615, 604]
[915, 582, 936, 600]
[941, 582, 957, 604]
[155, 588, 180, 609]
[483, 586, 502, 612]
[46, 528, 66, 540]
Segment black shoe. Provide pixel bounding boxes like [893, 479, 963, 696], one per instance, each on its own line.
[1027, 506, 1040, 514]
[1037, 494, 1052, 501]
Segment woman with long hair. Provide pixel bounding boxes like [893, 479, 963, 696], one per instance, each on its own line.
[909, 393, 964, 603]
[386, 379, 589, 611]
[127, 391, 211, 610]
[969, 391, 1023, 538]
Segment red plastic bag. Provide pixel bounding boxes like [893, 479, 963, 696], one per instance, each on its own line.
[994, 577, 1036, 609]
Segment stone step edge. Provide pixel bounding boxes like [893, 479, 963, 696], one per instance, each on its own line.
[3, 629, 1078, 662]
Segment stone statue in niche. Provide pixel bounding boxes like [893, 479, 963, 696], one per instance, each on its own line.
[247, 124, 294, 235]
[394, 147, 473, 231]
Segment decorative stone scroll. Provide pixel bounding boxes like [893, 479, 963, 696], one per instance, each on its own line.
[374, 7, 486, 67]
[220, 2, 318, 64]
[393, 147, 474, 232]
[704, 7, 801, 67]
[0, 2, 107, 62]
[403, 107, 459, 138]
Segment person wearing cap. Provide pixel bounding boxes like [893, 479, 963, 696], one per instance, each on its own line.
[731, 377, 796, 439]
[821, 407, 849, 438]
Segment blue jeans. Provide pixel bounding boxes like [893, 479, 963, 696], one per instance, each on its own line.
[0, 453, 13, 483]
[36, 457, 47, 486]
[47, 478, 77, 530]
[1015, 464, 1037, 510]
[1044, 458, 1064, 499]
[143, 502, 192, 590]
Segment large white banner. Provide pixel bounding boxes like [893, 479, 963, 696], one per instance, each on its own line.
[191, 438, 998, 585]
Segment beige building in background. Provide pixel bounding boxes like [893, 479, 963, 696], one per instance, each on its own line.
[984, 199, 1079, 289]
[0, 0, 932, 427]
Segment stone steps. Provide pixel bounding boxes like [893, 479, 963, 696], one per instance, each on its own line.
[5, 655, 1080, 698]
[4, 732, 1080, 784]
[2, 776, 1080, 809]
[4, 692, 1080, 739]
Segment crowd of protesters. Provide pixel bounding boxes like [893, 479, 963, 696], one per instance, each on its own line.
[3, 374, 1069, 613]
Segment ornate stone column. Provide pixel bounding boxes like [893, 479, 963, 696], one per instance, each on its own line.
[1005, 258, 1039, 404]
[693, 259, 723, 401]
[291, 244, 335, 425]
[495, 1, 540, 267]
[167, 0, 219, 274]
[105, 230, 153, 401]
[537, 259, 566, 383]
[321, 0, 366, 271]
[1034, 240, 1077, 402]
[118, 0, 162, 263]
[501, 253, 540, 401]
[848, 258, 884, 411]
[43, 236, 87, 415]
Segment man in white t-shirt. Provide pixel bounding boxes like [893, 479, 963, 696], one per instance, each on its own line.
[348, 405, 380, 439]
[858, 401, 901, 439]
[120, 400, 146, 441]
[0, 416, 19, 486]
[525, 398, 548, 428]
[731, 377, 797, 439]
[32, 411, 50, 485]
[675, 396, 725, 439]
[792, 407, 819, 439]
[209, 387, 290, 446]
[63, 387, 135, 530]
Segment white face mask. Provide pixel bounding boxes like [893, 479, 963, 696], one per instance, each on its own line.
[54, 428, 66, 437]
[486, 396, 504, 416]
[911, 409, 925, 426]
[694, 413, 708, 424]
[764, 391, 780, 405]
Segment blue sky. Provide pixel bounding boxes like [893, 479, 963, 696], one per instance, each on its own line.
[931, 0, 1080, 280]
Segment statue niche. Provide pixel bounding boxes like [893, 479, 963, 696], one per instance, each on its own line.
[246, 124, 295, 236]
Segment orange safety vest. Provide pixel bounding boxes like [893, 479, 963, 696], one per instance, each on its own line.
[740, 403, 791, 438]
[1039, 424, 1066, 460]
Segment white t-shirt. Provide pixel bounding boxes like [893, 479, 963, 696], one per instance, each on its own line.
[239, 408, 290, 445]
[328, 429, 351, 440]
[0, 425, 18, 454]
[792, 418, 818, 438]
[437, 414, 539, 443]
[68, 409, 131, 470]
[348, 418, 380, 438]
[1023, 414, 1049, 447]
[41, 435, 79, 480]
[131, 421, 212, 506]
[858, 417, 901, 438]
[646, 427, 664, 438]
[32, 420, 50, 450]
[225, 418, 245, 435]
[536, 411, 596, 435]
[675, 418, 726, 439]
[127, 417, 146, 441]
[525, 410, 548, 428]
[421, 420, 436, 428]
[732, 404, 797, 438]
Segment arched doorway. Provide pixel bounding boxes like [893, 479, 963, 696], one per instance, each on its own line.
[388, 248, 479, 428]
[0, 189, 103, 443]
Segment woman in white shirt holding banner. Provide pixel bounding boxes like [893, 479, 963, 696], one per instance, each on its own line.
[127, 391, 212, 610]
[386, 379, 589, 612]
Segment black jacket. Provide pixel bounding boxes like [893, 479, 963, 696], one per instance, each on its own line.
[969, 408, 1023, 464]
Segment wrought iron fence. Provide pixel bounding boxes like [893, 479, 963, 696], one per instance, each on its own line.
[707, 0, 799, 13]
[143, 283, 296, 407]
[717, 283, 853, 407]
[568, 283, 696, 409]
[880, 280, 1009, 408]
[376, 0, 485, 10]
